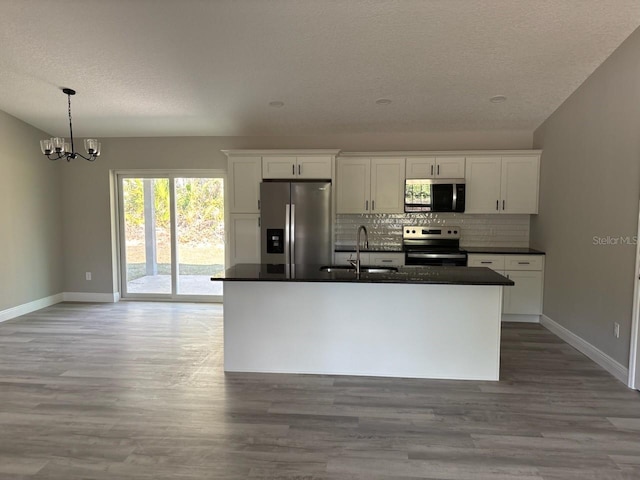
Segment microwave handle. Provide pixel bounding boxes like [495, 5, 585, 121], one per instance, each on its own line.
[452, 184, 457, 211]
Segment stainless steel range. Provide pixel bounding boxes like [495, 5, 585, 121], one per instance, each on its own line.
[403, 226, 467, 266]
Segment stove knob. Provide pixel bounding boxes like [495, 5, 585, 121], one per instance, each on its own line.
[448, 230, 451, 234]
[412, 230, 416, 233]
[454, 230, 458, 234]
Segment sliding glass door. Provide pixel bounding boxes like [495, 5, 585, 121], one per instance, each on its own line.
[118, 173, 225, 301]
[175, 177, 225, 295]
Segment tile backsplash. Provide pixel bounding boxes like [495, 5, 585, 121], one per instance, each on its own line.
[335, 213, 530, 249]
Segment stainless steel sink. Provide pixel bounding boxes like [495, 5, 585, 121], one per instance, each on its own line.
[319, 265, 355, 273]
[319, 265, 398, 273]
[360, 267, 398, 273]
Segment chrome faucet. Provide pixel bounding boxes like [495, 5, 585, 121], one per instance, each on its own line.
[350, 225, 369, 274]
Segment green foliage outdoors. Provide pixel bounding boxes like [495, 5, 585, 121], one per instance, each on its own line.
[405, 181, 431, 204]
[122, 178, 224, 245]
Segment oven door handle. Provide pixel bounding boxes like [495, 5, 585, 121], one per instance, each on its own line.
[406, 253, 467, 259]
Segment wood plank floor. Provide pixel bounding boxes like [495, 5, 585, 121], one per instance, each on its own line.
[0, 302, 639, 479]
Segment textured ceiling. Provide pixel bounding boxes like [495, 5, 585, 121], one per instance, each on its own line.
[0, 0, 639, 137]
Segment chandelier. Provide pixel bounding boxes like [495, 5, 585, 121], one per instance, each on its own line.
[40, 88, 101, 162]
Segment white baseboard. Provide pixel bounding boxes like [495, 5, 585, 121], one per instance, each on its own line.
[0, 293, 64, 323]
[502, 314, 540, 323]
[63, 292, 120, 303]
[540, 314, 629, 385]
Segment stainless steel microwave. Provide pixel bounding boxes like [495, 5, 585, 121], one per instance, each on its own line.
[404, 179, 465, 213]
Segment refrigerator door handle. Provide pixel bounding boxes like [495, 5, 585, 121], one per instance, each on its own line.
[291, 204, 296, 264]
[285, 203, 291, 264]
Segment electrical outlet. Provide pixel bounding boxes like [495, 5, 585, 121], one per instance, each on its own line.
[85, 272, 92, 281]
[614, 322, 620, 338]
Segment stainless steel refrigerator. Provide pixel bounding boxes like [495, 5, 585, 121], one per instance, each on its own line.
[260, 181, 332, 264]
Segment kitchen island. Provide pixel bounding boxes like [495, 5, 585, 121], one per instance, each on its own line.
[213, 264, 513, 381]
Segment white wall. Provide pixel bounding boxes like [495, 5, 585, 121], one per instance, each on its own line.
[531, 27, 640, 366]
[0, 110, 63, 311]
[60, 131, 532, 294]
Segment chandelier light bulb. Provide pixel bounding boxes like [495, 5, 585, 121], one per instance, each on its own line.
[40, 139, 52, 155]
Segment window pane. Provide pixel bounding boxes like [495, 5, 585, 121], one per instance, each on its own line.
[122, 178, 172, 294]
[175, 178, 224, 296]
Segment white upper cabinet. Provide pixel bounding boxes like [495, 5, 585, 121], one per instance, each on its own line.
[262, 155, 332, 179]
[435, 157, 465, 178]
[370, 158, 405, 213]
[406, 157, 436, 178]
[228, 156, 262, 213]
[337, 157, 404, 214]
[336, 158, 371, 214]
[296, 156, 332, 179]
[262, 156, 297, 179]
[405, 156, 465, 179]
[465, 155, 539, 214]
[501, 156, 539, 214]
[465, 156, 503, 213]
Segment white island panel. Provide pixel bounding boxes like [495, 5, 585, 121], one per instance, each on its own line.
[224, 281, 502, 380]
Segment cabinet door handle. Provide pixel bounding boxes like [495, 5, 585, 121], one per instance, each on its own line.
[431, 165, 434, 176]
[298, 164, 301, 175]
[258, 199, 260, 210]
[365, 200, 369, 211]
[502, 200, 505, 210]
[372, 200, 375, 211]
[292, 164, 295, 175]
[258, 217, 261, 227]
[496, 200, 499, 211]
[437, 165, 440, 176]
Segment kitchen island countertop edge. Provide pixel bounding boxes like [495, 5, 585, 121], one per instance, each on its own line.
[212, 264, 514, 286]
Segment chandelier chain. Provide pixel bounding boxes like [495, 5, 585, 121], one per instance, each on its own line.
[67, 92, 75, 155]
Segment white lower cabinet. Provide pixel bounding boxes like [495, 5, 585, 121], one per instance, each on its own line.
[468, 253, 544, 319]
[500, 270, 543, 315]
[467, 255, 505, 270]
[229, 214, 260, 266]
[334, 252, 369, 265]
[368, 253, 405, 266]
[334, 252, 405, 266]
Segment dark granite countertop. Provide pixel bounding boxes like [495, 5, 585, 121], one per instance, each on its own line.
[335, 247, 403, 253]
[462, 247, 545, 255]
[212, 264, 514, 286]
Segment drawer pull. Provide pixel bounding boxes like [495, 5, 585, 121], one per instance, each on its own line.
[480, 261, 493, 264]
[517, 262, 530, 265]
[380, 259, 392, 263]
